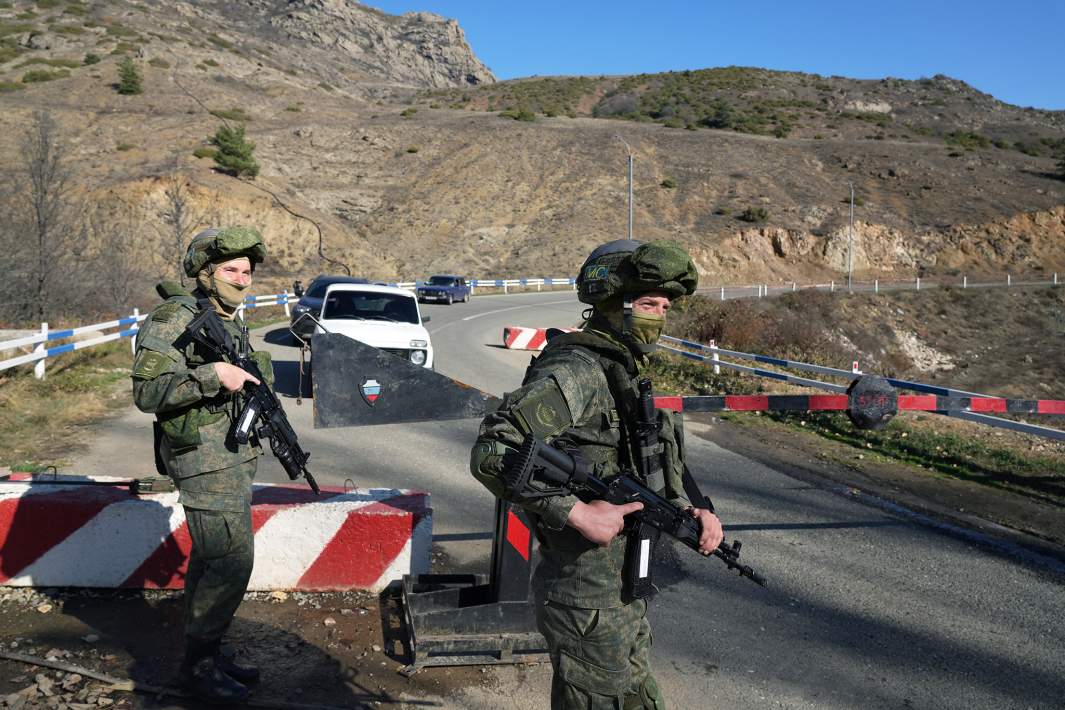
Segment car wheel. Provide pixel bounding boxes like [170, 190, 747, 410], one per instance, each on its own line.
[446, 293, 453, 305]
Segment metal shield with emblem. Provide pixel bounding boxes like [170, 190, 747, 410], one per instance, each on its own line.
[360, 378, 382, 406]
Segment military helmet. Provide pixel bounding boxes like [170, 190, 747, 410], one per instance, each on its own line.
[183, 226, 267, 278]
[576, 239, 698, 305]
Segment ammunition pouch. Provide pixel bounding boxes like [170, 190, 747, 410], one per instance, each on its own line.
[157, 399, 229, 452]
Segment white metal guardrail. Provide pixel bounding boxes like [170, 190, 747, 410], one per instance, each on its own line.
[1, 270, 1057, 379]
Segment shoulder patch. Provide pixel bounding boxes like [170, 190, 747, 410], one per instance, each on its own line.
[132, 350, 170, 380]
[511, 377, 573, 441]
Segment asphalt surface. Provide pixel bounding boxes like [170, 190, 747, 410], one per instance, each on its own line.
[74, 290, 1065, 709]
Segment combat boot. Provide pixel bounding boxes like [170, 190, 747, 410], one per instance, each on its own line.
[180, 639, 249, 704]
[216, 645, 260, 685]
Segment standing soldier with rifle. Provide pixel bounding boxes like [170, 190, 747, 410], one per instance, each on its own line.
[471, 240, 728, 710]
[131, 227, 275, 703]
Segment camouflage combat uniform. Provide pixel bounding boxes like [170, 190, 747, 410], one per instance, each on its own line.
[472, 239, 700, 710]
[132, 281, 273, 648]
[473, 327, 694, 710]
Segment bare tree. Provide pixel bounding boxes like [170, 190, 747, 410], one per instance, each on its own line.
[158, 176, 200, 284]
[17, 111, 82, 322]
[88, 208, 150, 313]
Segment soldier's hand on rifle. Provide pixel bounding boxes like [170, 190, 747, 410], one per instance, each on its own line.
[567, 500, 644, 546]
[214, 362, 261, 393]
[691, 508, 724, 555]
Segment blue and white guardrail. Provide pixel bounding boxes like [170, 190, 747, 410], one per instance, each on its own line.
[659, 336, 1065, 441]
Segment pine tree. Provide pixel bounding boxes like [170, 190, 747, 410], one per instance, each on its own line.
[116, 57, 143, 95]
[208, 123, 260, 178]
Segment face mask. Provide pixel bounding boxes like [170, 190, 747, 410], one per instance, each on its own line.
[628, 311, 665, 346]
[197, 269, 250, 319]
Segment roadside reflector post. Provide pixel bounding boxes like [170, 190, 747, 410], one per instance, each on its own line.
[916, 277, 921, 291]
[720, 286, 725, 301]
[1054, 273, 1059, 286]
[1007, 274, 1012, 287]
[282, 290, 291, 317]
[711, 339, 720, 375]
[34, 322, 47, 380]
[792, 282, 797, 292]
[504, 281, 509, 295]
[963, 275, 967, 289]
[830, 280, 835, 292]
[875, 279, 879, 294]
[130, 308, 139, 355]
[852, 360, 861, 374]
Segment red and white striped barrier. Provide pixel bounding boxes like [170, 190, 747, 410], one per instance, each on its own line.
[502, 326, 577, 351]
[0, 476, 431, 592]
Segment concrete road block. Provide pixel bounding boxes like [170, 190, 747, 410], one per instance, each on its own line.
[503, 326, 576, 350]
[0, 475, 431, 592]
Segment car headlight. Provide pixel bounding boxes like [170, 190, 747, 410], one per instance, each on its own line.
[409, 350, 427, 365]
[410, 339, 428, 348]
[293, 304, 310, 314]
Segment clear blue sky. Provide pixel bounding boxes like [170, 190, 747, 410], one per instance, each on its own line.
[367, 0, 1065, 110]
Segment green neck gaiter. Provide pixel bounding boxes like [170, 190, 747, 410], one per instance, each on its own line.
[628, 311, 665, 346]
[196, 269, 249, 321]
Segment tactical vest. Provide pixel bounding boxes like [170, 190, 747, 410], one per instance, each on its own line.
[523, 329, 662, 608]
[139, 282, 261, 480]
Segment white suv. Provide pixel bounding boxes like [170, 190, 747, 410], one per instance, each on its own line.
[315, 284, 434, 368]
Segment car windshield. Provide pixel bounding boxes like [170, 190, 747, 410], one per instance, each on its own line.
[427, 276, 456, 286]
[322, 291, 419, 324]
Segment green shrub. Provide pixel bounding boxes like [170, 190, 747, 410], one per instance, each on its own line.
[499, 108, 536, 122]
[105, 23, 137, 37]
[115, 142, 134, 151]
[16, 11, 37, 20]
[16, 57, 80, 68]
[738, 206, 768, 223]
[22, 68, 68, 82]
[317, 81, 334, 92]
[110, 42, 136, 55]
[660, 177, 677, 189]
[400, 107, 417, 118]
[284, 105, 301, 112]
[116, 56, 142, 94]
[192, 146, 217, 160]
[713, 207, 729, 215]
[83, 52, 100, 65]
[0, 22, 35, 38]
[208, 123, 259, 178]
[945, 130, 989, 150]
[207, 33, 233, 50]
[148, 57, 170, 68]
[202, 58, 219, 67]
[50, 24, 85, 35]
[0, 80, 24, 92]
[210, 107, 252, 122]
[35, 0, 61, 8]
[406, 146, 419, 153]
[62, 2, 87, 15]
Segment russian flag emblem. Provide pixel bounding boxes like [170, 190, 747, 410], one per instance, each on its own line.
[360, 378, 382, 406]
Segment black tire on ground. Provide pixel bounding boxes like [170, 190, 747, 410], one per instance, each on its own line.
[446, 293, 453, 305]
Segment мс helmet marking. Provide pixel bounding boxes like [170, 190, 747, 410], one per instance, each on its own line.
[576, 239, 697, 305]
[183, 226, 267, 278]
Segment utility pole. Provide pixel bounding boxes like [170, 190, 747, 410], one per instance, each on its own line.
[847, 181, 855, 291]
[615, 135, 634, 240]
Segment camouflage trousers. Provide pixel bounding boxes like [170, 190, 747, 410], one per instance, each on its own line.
[536, 597, 664, 710]
[179, 460, 256, 646]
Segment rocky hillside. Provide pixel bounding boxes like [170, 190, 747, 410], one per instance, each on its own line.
[0, 0, 1063, 320]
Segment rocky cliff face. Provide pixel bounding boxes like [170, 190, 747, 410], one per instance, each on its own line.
[257, 0, 494, 88]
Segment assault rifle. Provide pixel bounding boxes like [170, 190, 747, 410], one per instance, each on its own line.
[502, 377, 766, 590]
[185, 306, 320, 494]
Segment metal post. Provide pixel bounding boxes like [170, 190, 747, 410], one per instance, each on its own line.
[875, 279, 879, 294]
[1054, 273, 1059, 286]
[720, 286, 725, 301]
[616, 135, 634, 240]
[710, 339, 720, 375]
[503, 282, 509, 295]
[34, 322, 47, 380]
[1007, 274, 1012, 287]
[916, 277, 921, 291]
[792, 282, 797, 292]
[963, 275, 967, 289]
[830, 280, 835, 292]
[282, 290, 291, 317]
[847, 181, 855, 291]
[130, 308, 139, 355]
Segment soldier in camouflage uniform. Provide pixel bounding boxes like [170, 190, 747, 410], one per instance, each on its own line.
[471, 240, 724, 709]
[132, 227, 274, 703]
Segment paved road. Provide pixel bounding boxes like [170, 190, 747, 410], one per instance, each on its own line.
[75, 290, 1065, 709]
